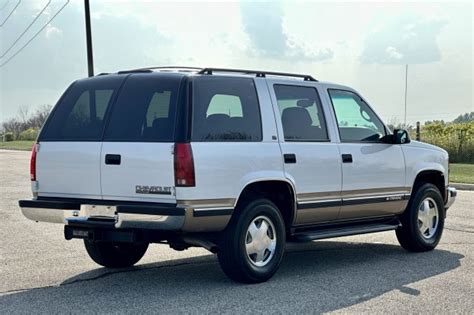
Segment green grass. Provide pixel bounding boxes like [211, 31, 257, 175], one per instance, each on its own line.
[0, 140, 35, 151]
[450, 163, 474, 184]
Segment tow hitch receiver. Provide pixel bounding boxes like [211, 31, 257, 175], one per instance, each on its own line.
[64, 226, 137, 243]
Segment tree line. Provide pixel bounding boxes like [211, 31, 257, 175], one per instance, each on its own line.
[420, 120, 474, 163]
[1, 105, 52, 141]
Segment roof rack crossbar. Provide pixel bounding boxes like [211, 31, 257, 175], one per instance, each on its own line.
[198, 68, 317, 82]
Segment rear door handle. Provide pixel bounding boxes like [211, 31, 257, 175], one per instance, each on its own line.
[342, 154, 353, 163]
[105, 154, 121, 165]
[284, 153, 297, 164]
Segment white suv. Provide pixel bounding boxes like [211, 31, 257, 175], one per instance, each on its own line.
[19, 67, 457, 283]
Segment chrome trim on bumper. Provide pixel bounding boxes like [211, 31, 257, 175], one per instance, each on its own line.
[21, 207, 75, 224]
[117, 213, 184, 230]
[20, 205, 185, 231]
[445, 187, 457, 209]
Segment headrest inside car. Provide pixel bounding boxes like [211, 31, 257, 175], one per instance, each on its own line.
[297, 99, 314, 108]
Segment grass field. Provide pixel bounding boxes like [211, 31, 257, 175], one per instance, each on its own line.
[0, 140, 34, 151]
[450, 163, 474, 184]
[0, 140, 473, 184]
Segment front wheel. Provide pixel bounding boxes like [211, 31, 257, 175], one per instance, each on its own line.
[396, 183, 445, 252]
[217, 198, 285, 283]
[84, 240, 148, 268]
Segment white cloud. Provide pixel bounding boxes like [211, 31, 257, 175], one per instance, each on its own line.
[361, 14, 446, 64]
[45, 25, 62, 39]
[91, 12, 102, 20]
[240, 1, 333, 62]
[385, 46, 403, 60]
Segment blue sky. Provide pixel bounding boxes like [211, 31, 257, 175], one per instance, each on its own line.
[0, 0, 472, 124]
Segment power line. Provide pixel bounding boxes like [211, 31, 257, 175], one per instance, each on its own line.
[0, 0, 69, 68]
[0, 0, 20, 27]
[1, 0, 51, 58]
[0, 1, 11, 11]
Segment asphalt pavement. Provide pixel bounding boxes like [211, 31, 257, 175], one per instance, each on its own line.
[1, 150, 473, 313]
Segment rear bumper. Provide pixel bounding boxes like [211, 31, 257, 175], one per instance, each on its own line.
[19, 199, 185, 231]
[445, 186, 457, 209]
[19, 197, 234, 232]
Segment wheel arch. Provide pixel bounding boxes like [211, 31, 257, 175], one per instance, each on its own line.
[233, 179, 297, 232]
[411, 169, 446, 201]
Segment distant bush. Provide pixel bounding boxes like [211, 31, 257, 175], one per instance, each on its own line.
[420, 122, 474, 163]
[3, 132, 14, 142]
[18, 128, 39, 141]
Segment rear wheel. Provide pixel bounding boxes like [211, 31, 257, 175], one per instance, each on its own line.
[84, 240, 148, 268]
[217, 198, 285, 283]
[396, 183, 445, 252]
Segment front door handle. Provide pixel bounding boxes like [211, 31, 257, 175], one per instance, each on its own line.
[342, 154, 353, 163]
[105, 154, 121, 165]
[284, 153, 297, 164]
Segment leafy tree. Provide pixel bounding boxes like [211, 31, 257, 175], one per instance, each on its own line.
[453, 112, 474, 123]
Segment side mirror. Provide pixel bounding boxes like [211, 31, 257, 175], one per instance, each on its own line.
[393, 129, 411, 144]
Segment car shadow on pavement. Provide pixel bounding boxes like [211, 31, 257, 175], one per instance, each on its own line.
[0, 241, 464, 313]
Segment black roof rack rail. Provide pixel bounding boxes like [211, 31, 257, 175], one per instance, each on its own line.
[117, 69, 153, 74]
[143, 66, 203, 71]
[197, 68, 317, 82]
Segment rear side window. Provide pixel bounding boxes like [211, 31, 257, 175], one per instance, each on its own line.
[274, 85, 328, 141]
[191, 77, 262, 141]
[41, 77, 122, 140]
[104, 75, 181, 142]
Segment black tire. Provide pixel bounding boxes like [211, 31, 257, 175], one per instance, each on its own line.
[396, 183, 445, 252]
[84, 240, 149, 268]
[217, 198, 285, 283]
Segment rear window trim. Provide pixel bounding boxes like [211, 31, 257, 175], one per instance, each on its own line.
[98, 74, 131, 141]
[190, 76, 264, 143]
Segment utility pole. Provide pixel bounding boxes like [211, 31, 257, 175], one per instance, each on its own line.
[404, 64, 408, 126]
[84, 0, 94, 77]
[416, 121, 420, 141]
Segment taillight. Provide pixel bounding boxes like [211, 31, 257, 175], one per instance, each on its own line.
[30, 143, 37, 181]
[174, 143, 195, 187]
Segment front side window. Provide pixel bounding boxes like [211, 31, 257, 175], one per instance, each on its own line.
[274, 84, 329, 141]
[328, 89, 386, 142]
[192, 77, 262, 141]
